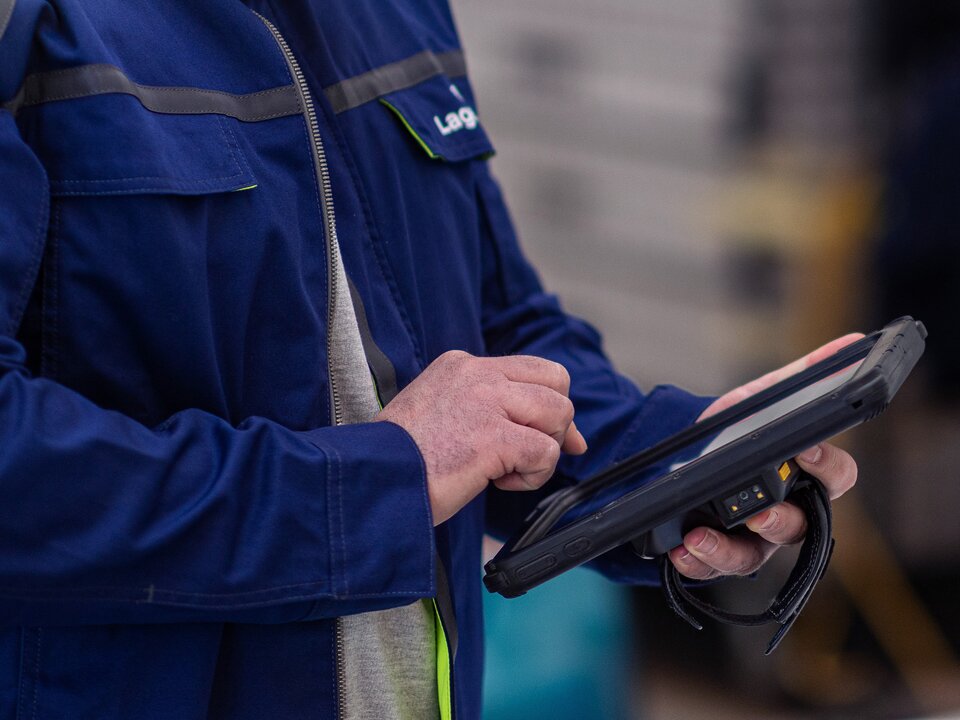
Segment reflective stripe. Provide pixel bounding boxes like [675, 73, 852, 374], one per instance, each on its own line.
[2, 63, 301, 122]
[325, 50, 466, 114]
[0, 0, 14, 45]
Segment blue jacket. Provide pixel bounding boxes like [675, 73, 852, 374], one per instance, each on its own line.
[0, 1, 710, 717]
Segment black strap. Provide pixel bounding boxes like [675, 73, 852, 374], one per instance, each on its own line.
[659, 473, 835, 654]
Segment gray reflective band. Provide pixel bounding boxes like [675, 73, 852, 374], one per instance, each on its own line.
[3, 63, 301, 122]
[0, 0, 15, 45]
[325, 49, 466, 114]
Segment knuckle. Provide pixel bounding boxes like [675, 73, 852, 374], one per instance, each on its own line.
[521, 470, 550, 490]
[437, 350, 475, 382]
[825, 447, 858, 498]
[532, 434, 560, 467]
[511, 429, 553, 467]
[545, 438, 561, 464]
[723, 545, 760, 576]
[784, 513, 809, 544]
[472, 382, 502, 410]
[495, 416, 521, 445]
[762, 505, 806, 545]
[681, 564, 717, 581]
[715, 545, 740, 571]
[542, 391, 574, 431]
[527, 356, 569, 392]
[786, 526, 807, 545]
[768, 511, 792, 540]
[715, 538, 763, 576]
[439, 349, 469, 366]
[740, 546, 767, 575]
[842, 457, 859, 491]
[525, 387, 574, 437]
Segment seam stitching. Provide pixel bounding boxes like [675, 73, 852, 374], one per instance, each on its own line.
[29, 628, 40, 720]
[16, 628, 25, 720]
[39, 203, 60, 380]
[215, 114, 245, 181]
[324, 442, 337, 603]
[54, 169, 244, 184]
[333, 445, 348, 595]
[7, 173, 49, 338]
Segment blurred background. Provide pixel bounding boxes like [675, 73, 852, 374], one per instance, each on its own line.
[449, 0, 960, 718]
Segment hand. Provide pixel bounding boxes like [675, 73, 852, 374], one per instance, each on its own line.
[668, 334, 862, 580]
[376, 351, 587, 525]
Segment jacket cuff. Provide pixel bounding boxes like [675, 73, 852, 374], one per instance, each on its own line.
[301, 421, 435, 603]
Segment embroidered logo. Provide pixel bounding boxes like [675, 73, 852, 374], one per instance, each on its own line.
[433, 84, 479, 136]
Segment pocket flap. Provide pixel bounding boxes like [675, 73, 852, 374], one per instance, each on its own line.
[20, 93, 257, 196]
[380, 75, 494, 162]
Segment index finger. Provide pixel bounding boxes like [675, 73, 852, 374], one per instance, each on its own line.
[478, 355, 571, 397]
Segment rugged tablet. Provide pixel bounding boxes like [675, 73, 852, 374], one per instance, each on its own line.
[484, 317, 926, 602]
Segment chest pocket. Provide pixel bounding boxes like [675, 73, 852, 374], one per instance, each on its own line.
[378, 74, 494, 162]
[19, 92, 258, 196]
[12, 88, 273, 415]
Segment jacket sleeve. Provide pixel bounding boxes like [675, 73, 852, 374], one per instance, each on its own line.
[0, 26, 435, 626]
[475, 163, 714, 584]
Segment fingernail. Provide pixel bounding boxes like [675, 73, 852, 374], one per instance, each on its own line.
[799, 445, 822, 464]
[759, 510, 778, 531]
[689, 528, 718, 555]
[676, 549, 691, 564]
[570, 421, 588, 452]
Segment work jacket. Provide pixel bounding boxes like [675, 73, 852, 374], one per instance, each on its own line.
[0, 1, 710, 718]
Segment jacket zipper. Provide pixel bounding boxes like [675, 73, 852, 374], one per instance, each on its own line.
[255, 13, 348, 720]
[256, 12, 345, 428]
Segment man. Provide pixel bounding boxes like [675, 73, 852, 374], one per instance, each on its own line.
[0, 0, 856, 718]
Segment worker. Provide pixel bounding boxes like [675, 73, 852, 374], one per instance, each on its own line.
[0, 1, 857, 718]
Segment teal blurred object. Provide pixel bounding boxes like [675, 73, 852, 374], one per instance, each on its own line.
[482, 567, 634, 720]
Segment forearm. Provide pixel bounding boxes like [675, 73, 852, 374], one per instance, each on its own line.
[0, 361, 436, 624]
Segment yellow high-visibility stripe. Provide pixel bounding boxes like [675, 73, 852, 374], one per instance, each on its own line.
[380, 99, 441, 160]
[432, 599, 453, 720]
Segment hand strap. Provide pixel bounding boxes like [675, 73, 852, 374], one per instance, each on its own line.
[659, 473, 835, 654]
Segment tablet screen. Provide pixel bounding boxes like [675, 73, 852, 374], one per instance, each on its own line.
[553, 355, 866, 531]
[678, 358, 865, 468]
